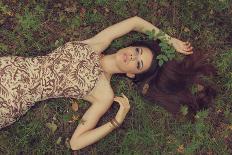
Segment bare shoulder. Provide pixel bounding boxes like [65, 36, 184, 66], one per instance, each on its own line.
[83, 72, 114, 104]
[79, 39, 111, 55]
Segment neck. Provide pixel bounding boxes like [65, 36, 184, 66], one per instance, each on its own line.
[99, 53, 124, 75]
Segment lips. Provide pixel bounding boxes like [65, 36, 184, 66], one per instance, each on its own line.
[123, 53, 127, 63]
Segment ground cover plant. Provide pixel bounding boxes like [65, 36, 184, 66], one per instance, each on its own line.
[0, 0, 231, 154]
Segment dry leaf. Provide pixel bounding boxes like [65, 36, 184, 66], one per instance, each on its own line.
[228, 125, 232, 130]
[104, 7, 110, 13]
[71, 101, 79, 112]
[196, 84, 204, 91]
[56, 137, 62, 145]
[93, 9, 97, 14]
[65, 137, 71, 148]
[64, 5, 77, 13]
[184, 27, 190, 32]
[68, 114, 80, 123]
[80, 7, 86, 18]
[177, 144, 184, 153]
[210, 10, 214, 15]
[142, 83, 149, 95]
[46, 121, 58, 133]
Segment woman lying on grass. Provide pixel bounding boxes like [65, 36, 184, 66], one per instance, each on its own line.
[0, 16, 216, 150]
[68, 16, 216, 150]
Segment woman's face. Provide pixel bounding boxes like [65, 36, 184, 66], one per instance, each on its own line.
[115, 46, 153, 74]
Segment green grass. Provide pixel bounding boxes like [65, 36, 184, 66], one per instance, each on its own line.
[0, 0, 231, 154]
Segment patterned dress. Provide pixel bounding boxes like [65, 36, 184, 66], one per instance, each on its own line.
[0, 41, 104, 129]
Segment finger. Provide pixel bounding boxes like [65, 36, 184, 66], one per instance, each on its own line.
[184, 42, 191, 48]
[184, 51, 193, 55]
[179, 50, 193, 55]
[122, 94, 129, 101]
[185, 42, 191, 48]
[113, 97, 120, 101]
[114, 96, 122, 100]
[121, 93, 127, 98]
[121, 93, 128, 99]
[113, 98, 122, 104]
[186, 46, 193, 51]
[184, 46, 193, 51]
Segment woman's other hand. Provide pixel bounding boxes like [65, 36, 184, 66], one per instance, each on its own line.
[113, 93, 131, 124]
[170, 37, 193, 55]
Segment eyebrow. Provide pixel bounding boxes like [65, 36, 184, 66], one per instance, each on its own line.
[140, 48, 143, 69]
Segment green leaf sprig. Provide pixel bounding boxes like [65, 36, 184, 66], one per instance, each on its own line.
[145, 29, 176, 66]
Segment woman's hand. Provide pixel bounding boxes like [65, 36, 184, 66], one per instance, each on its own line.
[113, 93, 131, 124]
[170, 37, 193, 55]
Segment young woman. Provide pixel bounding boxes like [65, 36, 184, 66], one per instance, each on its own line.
[0, 16, 215, 150]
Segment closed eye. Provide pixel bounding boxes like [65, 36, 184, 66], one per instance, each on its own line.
[135, 48, 143, 70]
[137, 62, 141, 69]
[135, 47, 139, 54]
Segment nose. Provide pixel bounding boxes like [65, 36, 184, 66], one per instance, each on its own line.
[130, 53, 137, 61]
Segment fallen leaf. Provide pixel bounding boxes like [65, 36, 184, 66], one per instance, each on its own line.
[228, 125, 232, 130]
[210, 10, 214, 15]
[80, 7, 86, 18]
[196, 84, 204, 91]
[52, 115, 57, 121]
[68, 114, 80, 123]
[184, 27, 190, 32]
[56, 137, 62, 145]
[104, 7, 110, 13]
[142, 83, 149, 95]
[71, 100, 79, 112]
[180, 105, 188, 116]
[64, 5, 77, 13]
[93, 9, 97, 14]
[46, 121, 58, 133]
[177, 144, 184, 153]
[6, 11, 14, 16]
[65, 137, 71, 148]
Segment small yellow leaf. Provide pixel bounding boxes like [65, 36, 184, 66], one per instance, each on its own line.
[46, 122, 58, 133]
[228, 125, 232, 130]
[177, 144, 184, 153]
[104, 7, 110, 13]
[184, 27, 190, 32]
[56, 137, 62, 145]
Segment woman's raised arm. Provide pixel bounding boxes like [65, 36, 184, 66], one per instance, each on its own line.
[81, 16, 138, 54]
[81, 16, 193, 55]
[133, 16, 193, 54]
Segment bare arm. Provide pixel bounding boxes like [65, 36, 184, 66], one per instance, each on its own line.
[81, 16, 138, 54]
[69, 99, 114, 150]
[81, 16, 173, 54]
[82, 16, 193, 55]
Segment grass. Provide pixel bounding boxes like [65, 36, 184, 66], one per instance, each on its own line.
[0, 0, 231, 154]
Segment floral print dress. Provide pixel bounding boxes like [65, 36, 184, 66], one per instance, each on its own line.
[0, 41, 104, 129]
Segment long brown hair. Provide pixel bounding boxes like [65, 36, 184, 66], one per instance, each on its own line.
[127, 40, 217, 119]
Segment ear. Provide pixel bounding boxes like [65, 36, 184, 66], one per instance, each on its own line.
[126, 73, 135, 78]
